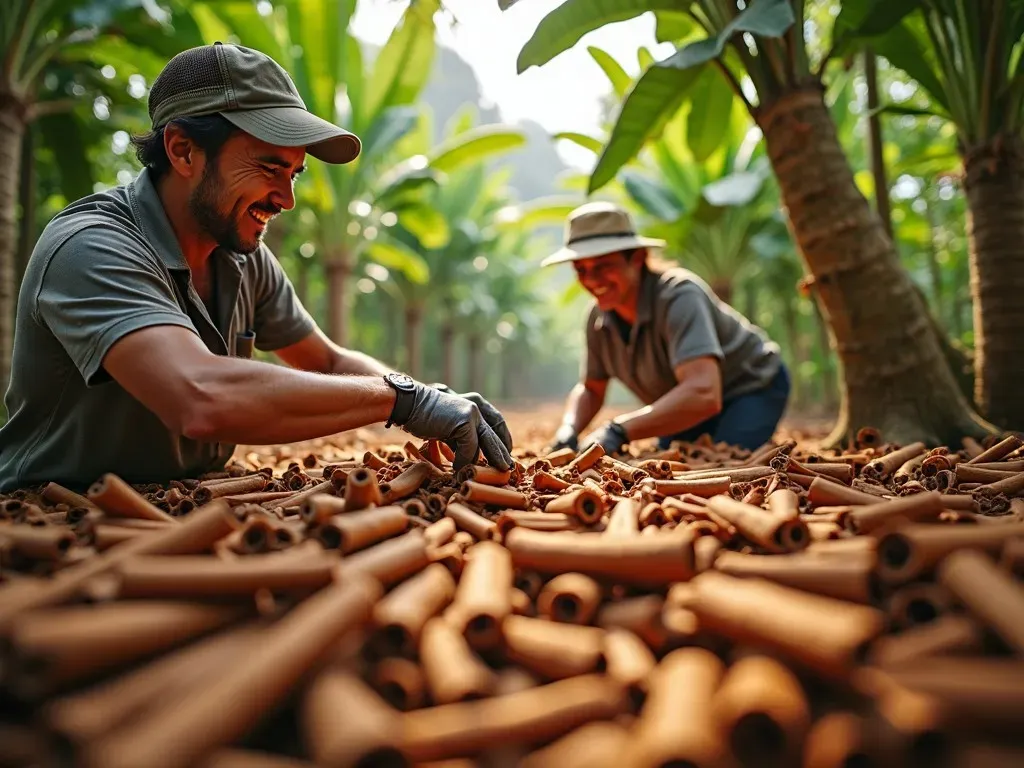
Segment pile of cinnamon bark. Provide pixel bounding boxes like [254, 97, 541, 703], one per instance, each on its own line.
[1, 429, 1023, 768]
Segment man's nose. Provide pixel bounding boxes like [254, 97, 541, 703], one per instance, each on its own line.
[270, 180, 296, 212]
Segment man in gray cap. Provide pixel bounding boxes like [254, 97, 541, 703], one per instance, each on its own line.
[0, 43, 512, 490]
[547, 202, 789, 456]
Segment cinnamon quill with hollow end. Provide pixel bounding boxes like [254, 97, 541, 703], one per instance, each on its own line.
[460, 481, 529, 510]
[688, 571, 884, 680]
[340, 529, 430, 587]
[302, 668, 406, 768]
[706, 496, 809, 553]
[543, 488, 605, 525]
[938, 548, 1024, 654]
[624, 648, 728, 768]
[370, 562, 456, 658]
[875, 522, 1024, 584]
[445, 502, 499, 541]
[844, 491, 945, 534]
[713, 551, 878, 604]
[445, 541, 513, 651]
[85, 575, 381, 768]
[381, 462, 434, 504]
[343, 467, 384, 511]
[419, 616, 497, 704]
[536, 572, 602, 625]
[501, 615, 605, 680]
[87, 474, 177, 523]
[314, 506, 408, 554]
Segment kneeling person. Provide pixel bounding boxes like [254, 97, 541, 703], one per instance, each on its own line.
[548, 203, 789, 456]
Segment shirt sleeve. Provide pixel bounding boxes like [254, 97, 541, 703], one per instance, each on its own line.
[250, 246, 317, 351]
[581, 305, 611, 382]
[35, 226, 198, 386]
[665, 285, 725, 369]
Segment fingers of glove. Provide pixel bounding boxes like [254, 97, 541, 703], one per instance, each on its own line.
[462, 393, 513, 452]
[450, 420, 482, 471]
[477, 421, 512, 472]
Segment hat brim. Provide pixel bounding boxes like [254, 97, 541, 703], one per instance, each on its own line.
[221, 106, 361, 165]
[540, 234, 666, 268]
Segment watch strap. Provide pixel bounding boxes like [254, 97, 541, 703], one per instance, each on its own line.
[384, 374, 416, 428]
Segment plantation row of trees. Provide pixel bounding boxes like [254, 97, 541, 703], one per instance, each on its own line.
[3, 0, 1021, 447]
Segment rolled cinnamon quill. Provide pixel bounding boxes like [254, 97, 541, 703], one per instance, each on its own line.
[419, 616, 497, 704]
[706, 495, 809, 553]
[505, 528, 695, 586]
[0, 524, 75, 561]
[649, 476, 731, 498]
[807, 477, 885, 507]
[543, 488, 605, 525]
[520, 721, 631, 768]
[802, 712, 872, 768]
[0, 500, 234, 635]
[457, 465, 512, 486]
[398, 673, 627, 763]
[688, 571, 884, 680]
[370, 562, 455, 658]
[886, 582, 951, 629]
[536, 572, 602, 625]
[445, 541, 513, 650]
[875, 522, 1024, 584]
[845, 491, 945, 534]
[863, 442, 927, 481]
[423, 517, 456, 549]
[192, 474, 267, 504]
[497, 511, 578, 538]
[532, 471, 571, 493]
[604, 498, 640, 537]
[344, 467, 384, 511]
[624, 648, 728, 768]
[713, 550, 878, 604]
[341, 529, 430, 587]
[460, 481, 529, 510]
[445, 502, 499, 542]
[87, 474, 177, 523]
[502, 615, 605, 680]
[869, 614, 984, 667]
[711, 655, 810, 767]
[85, 575, 381, 768]
[600, 628, 656, 699]
[381, 462, 434, 504]
[939, 548, 1024, 654]
[113, 553, 337, 598]
[372, 657, 426, 711]
[314, 506, 408, 554]
[7, 601, 241, 698]
[302, 668, 406, 768]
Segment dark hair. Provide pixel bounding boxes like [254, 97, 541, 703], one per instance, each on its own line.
[130, 114, 239, 177]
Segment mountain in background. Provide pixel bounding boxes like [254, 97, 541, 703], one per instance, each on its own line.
[420, 45, 570, 203]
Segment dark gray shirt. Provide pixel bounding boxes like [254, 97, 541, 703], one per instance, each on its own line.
[0, 168, 315, 490]
[583, 267, 781, 405]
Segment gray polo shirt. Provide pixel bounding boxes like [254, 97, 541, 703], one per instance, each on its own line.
[583, 267, 781, 405]
[0, 168, 316, 491]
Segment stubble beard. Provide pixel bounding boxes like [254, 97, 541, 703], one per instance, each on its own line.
[188, 161, 263, 255]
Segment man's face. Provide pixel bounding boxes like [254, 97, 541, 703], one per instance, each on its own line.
[573, 251, 643, 312]
[189, 132, 306, 255]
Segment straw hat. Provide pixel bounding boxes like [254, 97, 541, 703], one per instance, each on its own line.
[540, 201, 665, 268]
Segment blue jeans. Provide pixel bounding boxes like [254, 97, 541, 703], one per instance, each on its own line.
[657, 365, 791, 451]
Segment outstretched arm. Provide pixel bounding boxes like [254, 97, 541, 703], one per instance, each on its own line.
[274, 326, 395, 376]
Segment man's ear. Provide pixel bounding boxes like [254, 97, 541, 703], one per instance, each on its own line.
[163, 124, 198, 179]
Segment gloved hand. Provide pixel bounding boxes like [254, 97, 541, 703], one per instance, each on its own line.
[580, 421, 630, 456]
[388, 378, 512, 471]
[432, 383, 513, 453]
[550, 423, 579, 452]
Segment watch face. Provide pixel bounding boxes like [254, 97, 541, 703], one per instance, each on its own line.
[388, 373, 416, 391]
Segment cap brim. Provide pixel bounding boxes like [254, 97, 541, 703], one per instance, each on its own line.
[221, 106, 361, 164]
[540, 235, 666, 268]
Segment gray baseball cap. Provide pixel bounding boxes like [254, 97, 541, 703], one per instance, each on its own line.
[148, 42, 361, 164]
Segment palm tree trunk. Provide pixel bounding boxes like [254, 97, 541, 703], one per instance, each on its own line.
[325, 257, 352, 346]
[467, 332, 483, 394]
[864, 49, 892, 238]
[441, 320, 455, 385]
[781, 296, 801, 405]
[0, 94, 26, 394]
[812, 301, 838, 417]
[16, 126, 34, 287]
[756, 86, 992, 446]
[962, 133, 1024, 430]
[403, 303, 423, 379]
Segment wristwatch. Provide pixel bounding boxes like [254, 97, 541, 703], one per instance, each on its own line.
[383, 373, 417, 428]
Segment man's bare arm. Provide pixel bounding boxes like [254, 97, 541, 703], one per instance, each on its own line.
[103, 325, 396, 445]
[615, 356, 722, 441]
[561, 378, 609, 435]
[274, 327, 394, 376]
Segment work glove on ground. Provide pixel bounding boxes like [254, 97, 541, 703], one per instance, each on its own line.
[550, 423, 579, 453]
[580, 421, 630, 456]
[387, 378, 513, 471]
[431, 383, 513, 454]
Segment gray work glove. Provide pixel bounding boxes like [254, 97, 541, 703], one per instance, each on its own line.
[550, 423, 579, 452]
[580, 421, 630, 456]
[431, 383, 514, 454]
[386, 375, 512, 471]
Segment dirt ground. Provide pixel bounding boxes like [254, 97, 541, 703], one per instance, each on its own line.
[234, 400, 835, 468]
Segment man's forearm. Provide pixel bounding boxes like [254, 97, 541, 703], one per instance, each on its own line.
[616, 381, 719, 441]
[330, 348, 395, 377]
[564, 382, 605, 434]
[186, 356, 396, 444]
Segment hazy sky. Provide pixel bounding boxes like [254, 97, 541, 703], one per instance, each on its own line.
[350, 0, 674, 170]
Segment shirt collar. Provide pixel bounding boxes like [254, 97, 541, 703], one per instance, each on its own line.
[129, 168, 248, 273]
